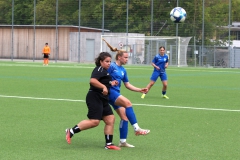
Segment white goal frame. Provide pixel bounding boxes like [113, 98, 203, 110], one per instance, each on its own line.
[101, 35, 192, 67]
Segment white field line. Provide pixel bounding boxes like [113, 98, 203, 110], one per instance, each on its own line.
[1, 63, 240, 73]
[0, 95, 239, 112]
[0, 95, 85, 102]
[0, 63, 95, 69]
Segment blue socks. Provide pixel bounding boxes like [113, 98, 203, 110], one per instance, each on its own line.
[119, 120, 128, 139]
[125, 107, 137, 125]
[120, 107, 139, 140]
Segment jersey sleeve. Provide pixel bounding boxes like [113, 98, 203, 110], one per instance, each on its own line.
[122, 68, 129, 83]
[91, 67, 102, 80]
[152, 55, 157, 64]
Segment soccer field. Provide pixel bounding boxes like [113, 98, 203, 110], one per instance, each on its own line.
[0, 61, 239, 160]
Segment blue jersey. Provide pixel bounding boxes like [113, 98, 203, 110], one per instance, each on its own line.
[108, 62, 129, 92]
[152, 53, 168, 72]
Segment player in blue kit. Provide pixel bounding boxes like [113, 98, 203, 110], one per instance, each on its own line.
[103, 39, 150, 148]
[141, 46, 169, 99]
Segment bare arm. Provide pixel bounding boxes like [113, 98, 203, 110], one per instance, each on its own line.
[90, 78, 108, 95]
[151, 62, 160, 70]
[165, 62, 168, 68]
[124, 82, 148, 93]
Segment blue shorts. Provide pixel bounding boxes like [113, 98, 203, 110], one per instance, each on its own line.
[109, 88, 121, 110]
[150, 71, 167, 82]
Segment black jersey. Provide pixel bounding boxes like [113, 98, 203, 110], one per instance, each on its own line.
[89, 66, 112, 98]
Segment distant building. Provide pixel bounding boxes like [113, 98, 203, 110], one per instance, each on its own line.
[0, 25, 110, 62]
[221, 22, 240, 47]
[0, 25, 144, 63]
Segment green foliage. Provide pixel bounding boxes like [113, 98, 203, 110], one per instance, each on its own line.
[0, 0, 13, 24]
[35, 0, 56, 25]
[0, 0, 238, 46]
[14, 0, 34, 24]
[232, 0, 240, 22]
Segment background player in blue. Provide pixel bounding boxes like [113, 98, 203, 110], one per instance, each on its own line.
[103, 39, 150, 148]
[141, 46, 169, 99]
[65, 52, 120, 150]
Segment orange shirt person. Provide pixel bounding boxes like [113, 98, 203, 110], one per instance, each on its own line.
[42, 43, 51, 66]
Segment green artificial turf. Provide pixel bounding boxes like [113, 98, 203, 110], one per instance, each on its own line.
[0, 61, 239, 160]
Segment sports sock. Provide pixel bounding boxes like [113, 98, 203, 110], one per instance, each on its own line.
[125, 107, 137, 125]
[105, 135, 113, 145]
[119, 120, 128, 143]
[70, 125, 81, 138]
[132, 123, 140, 131]
[162, 91, 166, 95]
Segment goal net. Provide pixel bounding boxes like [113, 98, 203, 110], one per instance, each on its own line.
[101, 35, 192, 67]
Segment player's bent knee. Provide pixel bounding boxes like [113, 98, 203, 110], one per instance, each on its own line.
[119, 114, 128, 121]
[125, 101, 132, 107]
[149, 81, 155, 86]
[103, 115, 115, 125]
[91, 120, 100, 127]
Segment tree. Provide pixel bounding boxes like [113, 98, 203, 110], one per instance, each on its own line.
[0, 0, 12, 24]
[0, 0, 240, 47]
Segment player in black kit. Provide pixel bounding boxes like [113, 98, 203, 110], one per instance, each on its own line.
[65, 52, 120, 150]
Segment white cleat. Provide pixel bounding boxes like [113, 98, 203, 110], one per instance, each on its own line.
[119, 142, 135, 148]
[135, 128, 150, 136]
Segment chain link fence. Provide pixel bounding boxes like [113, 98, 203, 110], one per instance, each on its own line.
[0, 0, 239, 68]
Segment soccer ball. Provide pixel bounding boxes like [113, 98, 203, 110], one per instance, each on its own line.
[170, 7, 186, 23]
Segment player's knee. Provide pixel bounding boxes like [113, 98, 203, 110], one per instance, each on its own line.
[104, 115, 115, 125]
[119, 113, 128, 121]
[125, 101, 132, 107]
[149, 80, 155, 86]
[119, 99, 132, 107]
[91, 120, 100, 127]
[163, 83, 168, 87]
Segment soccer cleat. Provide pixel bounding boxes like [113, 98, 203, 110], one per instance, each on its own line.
[141, 93, 146, 99]
[135, 128, 150, 136]
[65, 129, 71, 144]
[105, 144, 121, 150]
[119, 142, 135, 148]
[162, 95, 169, 99]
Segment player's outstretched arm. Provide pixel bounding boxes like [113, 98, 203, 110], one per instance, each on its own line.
[124, 82, 147, 93]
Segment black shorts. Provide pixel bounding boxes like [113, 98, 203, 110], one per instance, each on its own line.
[43, 54, 49, 58]
[86, 90, 113, 120]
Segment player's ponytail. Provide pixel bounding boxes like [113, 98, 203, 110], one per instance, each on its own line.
[102, 39, 118, 52]
[102, 39, 126, 61]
